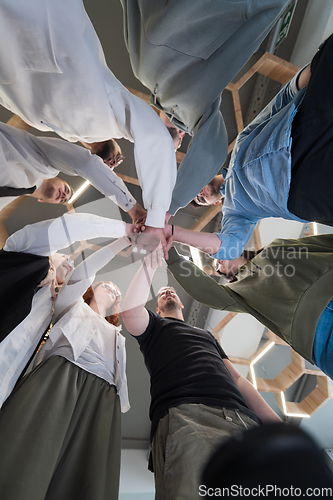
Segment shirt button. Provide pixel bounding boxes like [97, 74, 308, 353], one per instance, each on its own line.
[117, 346, 119, 349]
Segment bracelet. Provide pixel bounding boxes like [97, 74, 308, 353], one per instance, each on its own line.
[171, 224, 174, 236]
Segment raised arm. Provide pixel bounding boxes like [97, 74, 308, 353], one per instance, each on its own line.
[54, 237, 131, 320]
[166, 247, 241, 311]
[121, 257, 158, 337]
[69, 237, 131, 283]
[29, 133, 138, 214]
[114, 87, 177, 229]
[166, 225, 222, 256]
[223, 359, 282, 424]
[168, 99, 227, 215]
[3, 212, 131, 256]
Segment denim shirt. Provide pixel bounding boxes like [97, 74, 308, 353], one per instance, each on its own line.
[214, 72, 308, 260]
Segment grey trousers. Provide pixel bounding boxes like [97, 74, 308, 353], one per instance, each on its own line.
[0, 356, 121, 500]
[151, 404, 259, 500]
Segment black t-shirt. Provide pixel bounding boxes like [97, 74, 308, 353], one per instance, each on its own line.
[135, 311, 261, 440]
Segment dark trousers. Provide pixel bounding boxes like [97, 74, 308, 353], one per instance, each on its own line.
[287, 34, 333, 225]
[0, 356, 121, 500]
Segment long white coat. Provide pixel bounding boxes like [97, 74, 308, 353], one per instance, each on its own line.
[0, 0, 176, 227]
[0, 213, 127, 408]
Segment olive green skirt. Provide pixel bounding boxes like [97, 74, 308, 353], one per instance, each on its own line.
[0, 356, 121, 500]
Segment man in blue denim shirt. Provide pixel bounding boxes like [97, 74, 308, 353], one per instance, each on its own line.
[167, 35, 333, 261]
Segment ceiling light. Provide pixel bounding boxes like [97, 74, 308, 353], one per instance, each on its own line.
[250, 365, 257, 390]
[249, 341, 275, 390]
[280, 391, 310, 418]
[68, 180, 90, 204]
[250, 341, 275, 366]
[190, 246, 203, 270]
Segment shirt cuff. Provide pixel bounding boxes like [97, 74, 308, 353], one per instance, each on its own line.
[211, 232, 244, 260]
[115, 195, 136, 213]
[145, 208, 167, 228]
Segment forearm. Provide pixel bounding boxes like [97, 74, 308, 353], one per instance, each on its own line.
[167, 247, 238, 311]
[54, 237, 131, 319]
[168, 99, 226, 215]
[3, 213, 127, 256]
[127, 202, 146, 224]
[80, 157, 137, 213]
[122, 260, 157, 314]
[236, 376, 282, 424]
[70, 237, 131, 281]
[29, 134, 137, 213]
[173, 225, 221, 255]
[123, 90, 177, 228]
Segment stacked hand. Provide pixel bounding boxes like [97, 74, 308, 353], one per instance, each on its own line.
[134, 222, 174, 261]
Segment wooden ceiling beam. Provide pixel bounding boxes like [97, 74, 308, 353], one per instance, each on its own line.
[213, 311, 238, 337]
[190, 204, 222, 232]
[116, 173, 140, 187]
[231, 89, 244, 134]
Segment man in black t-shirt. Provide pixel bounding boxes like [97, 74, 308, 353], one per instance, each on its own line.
[122, 257, 281, 500]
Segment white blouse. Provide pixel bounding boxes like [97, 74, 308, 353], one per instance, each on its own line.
[35, 300, 130, 413]
[0, 123, 135, 213]
[0, 214, 127, 409]
[34, 236, 131, 412]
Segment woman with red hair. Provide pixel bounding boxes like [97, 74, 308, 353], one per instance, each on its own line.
[0, 236, 131, 500]
[0, 212, 134, 411]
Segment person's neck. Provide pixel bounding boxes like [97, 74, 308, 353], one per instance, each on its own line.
[215, 174, 225, 190]
[80, 141, 94, 151]
[160, 309, 184, 321]
[30, 184, 44, 199]
[89, 300, 108, 318]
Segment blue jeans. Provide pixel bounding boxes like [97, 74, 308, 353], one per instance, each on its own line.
[312, 298, 333, 379]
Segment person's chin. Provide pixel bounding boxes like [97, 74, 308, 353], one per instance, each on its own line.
[165, 299, 177, 308]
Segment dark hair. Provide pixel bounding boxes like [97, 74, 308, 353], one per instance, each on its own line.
[83, 281, 121, 326]
[189, 194, 224, 209]
[166, 127, 183, 150]
[189, 199, 202, 209]
[95, 139, 119, 161]
[216, 249, 263, 283]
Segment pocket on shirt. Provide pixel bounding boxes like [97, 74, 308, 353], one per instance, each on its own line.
[141, 0, 245, 60]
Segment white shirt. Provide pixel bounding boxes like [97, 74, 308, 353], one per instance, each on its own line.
[35, 301, 130, 413]
[0, 0, 177, 227]
[34, 235, 130, 412]
[0, 213, 127, 408]
[0, 123, 135, 212]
